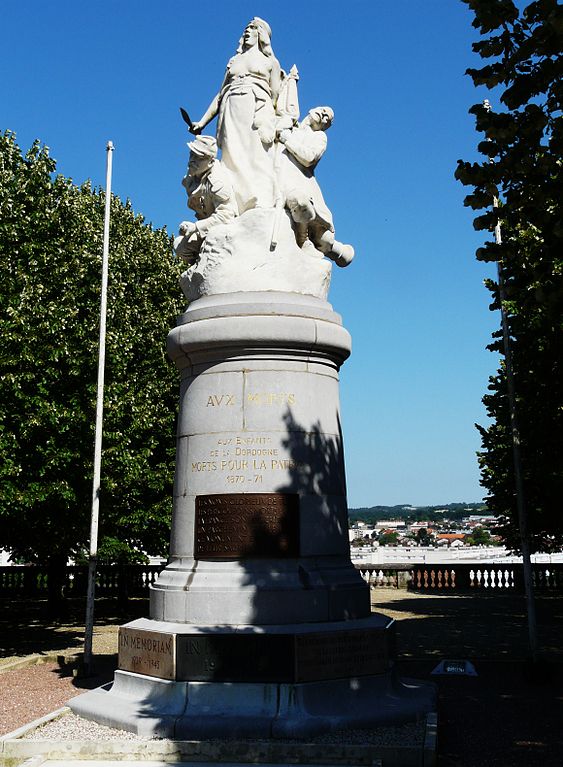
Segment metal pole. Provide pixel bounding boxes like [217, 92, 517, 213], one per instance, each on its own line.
[83, 141, 114, 674]
[483, 101, 538, 660]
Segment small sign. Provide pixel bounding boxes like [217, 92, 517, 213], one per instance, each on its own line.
[431, 659, 477, 676]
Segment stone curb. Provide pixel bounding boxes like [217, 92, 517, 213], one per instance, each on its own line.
[0, 709, 71, 745]
[0, 709, 437, 767]
[0, 653, 83, 675]
[0, 656, 61, 675]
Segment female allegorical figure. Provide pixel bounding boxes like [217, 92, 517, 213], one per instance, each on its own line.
[190, 18, 281, 215]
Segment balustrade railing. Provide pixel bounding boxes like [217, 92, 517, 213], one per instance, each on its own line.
[0, 564, 164, 599]
[356, 562, 563, 592]
[1, 562, 562, 599]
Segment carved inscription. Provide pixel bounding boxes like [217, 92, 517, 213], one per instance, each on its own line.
[294, 629, 389, 682]
[204, 392, 296, 407]
[190, 433, 307, 486]
[115, 627, 391, 683]
[247, 392, 295, 405]
[206, 394, 235, 407]
[195, 493, 299, 559]
[118, 627, 175, 680]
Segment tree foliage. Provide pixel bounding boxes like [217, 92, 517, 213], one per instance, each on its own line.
[455, 0, 563, 551]
[415, 527, 434, 547]
[466, 526, 493, 546]
[377, 531, 399, 547]
[0, 132, 184, 568]
[348, 504, 487, 525]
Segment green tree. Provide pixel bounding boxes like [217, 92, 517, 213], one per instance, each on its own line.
[415, 527, 434, 547]
[455, 0, 563, 552]
[466, 526, 493, 546]
[0, 132, 184, 596]
[378, 531, 399, 547]
[350, 538, 365, 548]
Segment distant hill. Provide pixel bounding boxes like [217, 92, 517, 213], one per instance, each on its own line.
[348, 502, 487, 525]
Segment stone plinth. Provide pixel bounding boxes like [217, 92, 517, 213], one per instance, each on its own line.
[117, 616, 392, 683]
[153, 291, 368, 626]
[70, 292, 435, 737]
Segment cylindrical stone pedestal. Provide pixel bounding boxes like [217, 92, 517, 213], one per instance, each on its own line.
[151, 291, 370, 625]
[70, 292, 435, 738]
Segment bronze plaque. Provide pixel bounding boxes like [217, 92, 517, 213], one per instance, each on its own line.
[195, 493, 299, 559]
[294, 628, 390, 682]
[118, 627, 175, 680]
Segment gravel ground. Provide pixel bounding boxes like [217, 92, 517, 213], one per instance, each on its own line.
[0, 663, 83, 736]
[23, 710, 424, 747]
[0, 627, 118, 736]
[24, 712, 146, 741]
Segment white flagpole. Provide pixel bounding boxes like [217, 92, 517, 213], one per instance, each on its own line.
[83, 140, 114, 674]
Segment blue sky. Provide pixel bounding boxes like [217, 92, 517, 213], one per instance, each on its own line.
[2, 1, 500, 507]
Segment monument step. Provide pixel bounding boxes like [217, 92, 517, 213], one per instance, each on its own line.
[33, 762, 381, 767]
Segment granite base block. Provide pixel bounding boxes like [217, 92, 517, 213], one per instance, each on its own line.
[69, 670, 436, 740]
[115, 614, 394, 683]
[69, 675, 185, 739]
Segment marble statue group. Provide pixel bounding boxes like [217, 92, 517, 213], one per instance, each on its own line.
[174, 17, 354, 298]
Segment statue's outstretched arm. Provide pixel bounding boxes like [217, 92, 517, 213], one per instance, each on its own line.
[191, 72, 228, 134]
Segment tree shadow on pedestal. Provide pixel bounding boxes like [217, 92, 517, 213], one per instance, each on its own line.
[237, 406, 349, 555]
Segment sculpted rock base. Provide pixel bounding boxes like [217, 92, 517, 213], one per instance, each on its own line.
[179, 208, 332, 302]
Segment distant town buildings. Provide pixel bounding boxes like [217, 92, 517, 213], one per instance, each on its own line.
[349, 510, 500, 549]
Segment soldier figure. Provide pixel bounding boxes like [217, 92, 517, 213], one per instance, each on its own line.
[278, 107, 354, 267]
[174, 135, 237, 265]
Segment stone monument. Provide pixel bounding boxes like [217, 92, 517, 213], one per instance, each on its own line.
[71, 17, 434, 738]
